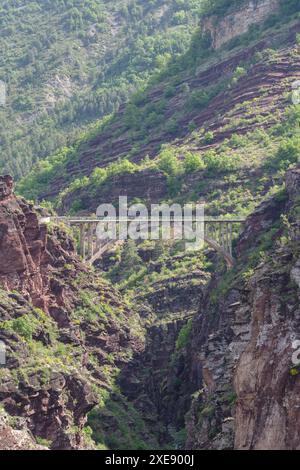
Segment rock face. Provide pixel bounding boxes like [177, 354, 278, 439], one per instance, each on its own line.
[0, 410, 47, 450]
[118, 266, 210, 445]
[0, 175, 14, 199]
[0, 173, 74, 312]
[233, 266, 300, 449]
[202, 0, 280, 49]
[185, 165, 300, 450]
[0, 177, 143, 449]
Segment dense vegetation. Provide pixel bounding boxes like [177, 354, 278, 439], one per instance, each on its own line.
[4, 0, 299, 183]
[39, 103, 299, 219]
[0, 0, 203, 178]
[18, 0, 300, 208]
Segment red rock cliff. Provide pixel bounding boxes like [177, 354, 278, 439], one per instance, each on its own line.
[0, 174, 81, 318]
[0, 176, 143, 449]
[185, 165, 300, 450]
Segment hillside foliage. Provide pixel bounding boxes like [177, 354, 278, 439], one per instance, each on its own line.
[0, 0, 202, 178]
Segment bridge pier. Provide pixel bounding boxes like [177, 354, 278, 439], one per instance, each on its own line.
[87, 225, 94, 260]
[78, 222, 98, 261]
[79, 224, 86, 260]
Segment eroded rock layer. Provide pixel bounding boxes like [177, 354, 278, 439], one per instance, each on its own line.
[0, 177, 144, 449]
[185, 165, 300, 450]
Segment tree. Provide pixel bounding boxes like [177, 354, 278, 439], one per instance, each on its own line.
[157, 147, 182, 176]
[183, 152, 205, 174]
[116, 241, 143, 281]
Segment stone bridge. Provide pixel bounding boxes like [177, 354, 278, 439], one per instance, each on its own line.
[43, 216, 245, 268]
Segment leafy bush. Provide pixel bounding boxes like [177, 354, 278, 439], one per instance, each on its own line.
[176, 319, 193, 350]
[266, 137, 300, 170]
[230, 66, 247, 87]
[202, 131, 215, 144]
[10, 317, 37, 341]
[203, 150, 241, 172]
[157, 147, 182, 177]
[183, 152, 205, 173]
[189, 90, 211, 110]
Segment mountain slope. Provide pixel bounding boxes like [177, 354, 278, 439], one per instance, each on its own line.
[0, 0, 201, 178]
[18, 0, 300, 211]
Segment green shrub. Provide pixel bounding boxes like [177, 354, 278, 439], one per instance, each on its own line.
[164, 86, 177, 98]
[230, 66, 247, 87]
[267, 137, 300, 170]
[229, 133, 248, 148]
[189, 90, 211, 110]
[157, 147, 182, 176]
[183, 152, 205, 173]
[176, 319, 193, 350]
[202, 131, 214, 144]
[107, 159, 138, 178]
[11, 317, 37, 341]
[203, 150, 240, 172]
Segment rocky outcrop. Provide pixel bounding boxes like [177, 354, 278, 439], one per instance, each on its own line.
[185, 165, 300, 450]
[286, 165, 300, 207]
[0, 177, 144, 449]
[0, 173, 76, 313]
[236, 194, 286, 257]
[202, 0, 280, 49]
[0, 410, 47, 450]
[0, 175, 14, 199]
[233, 261, 300, 449]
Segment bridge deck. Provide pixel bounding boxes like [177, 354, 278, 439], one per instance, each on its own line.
[46, 216, 246, 223]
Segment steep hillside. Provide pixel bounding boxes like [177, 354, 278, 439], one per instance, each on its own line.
[2, 169, 299, 450]
[0, 0, 201, 178]
[99, 163, 299, 450]
[18, 0, 300, 211]
[0, 175, 156, 449]
[185, 165, 300, 450]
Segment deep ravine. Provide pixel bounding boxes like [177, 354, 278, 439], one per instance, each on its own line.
[1, 0, 300, 451]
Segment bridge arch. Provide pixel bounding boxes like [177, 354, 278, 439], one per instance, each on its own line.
[43, 216, 245, 269]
